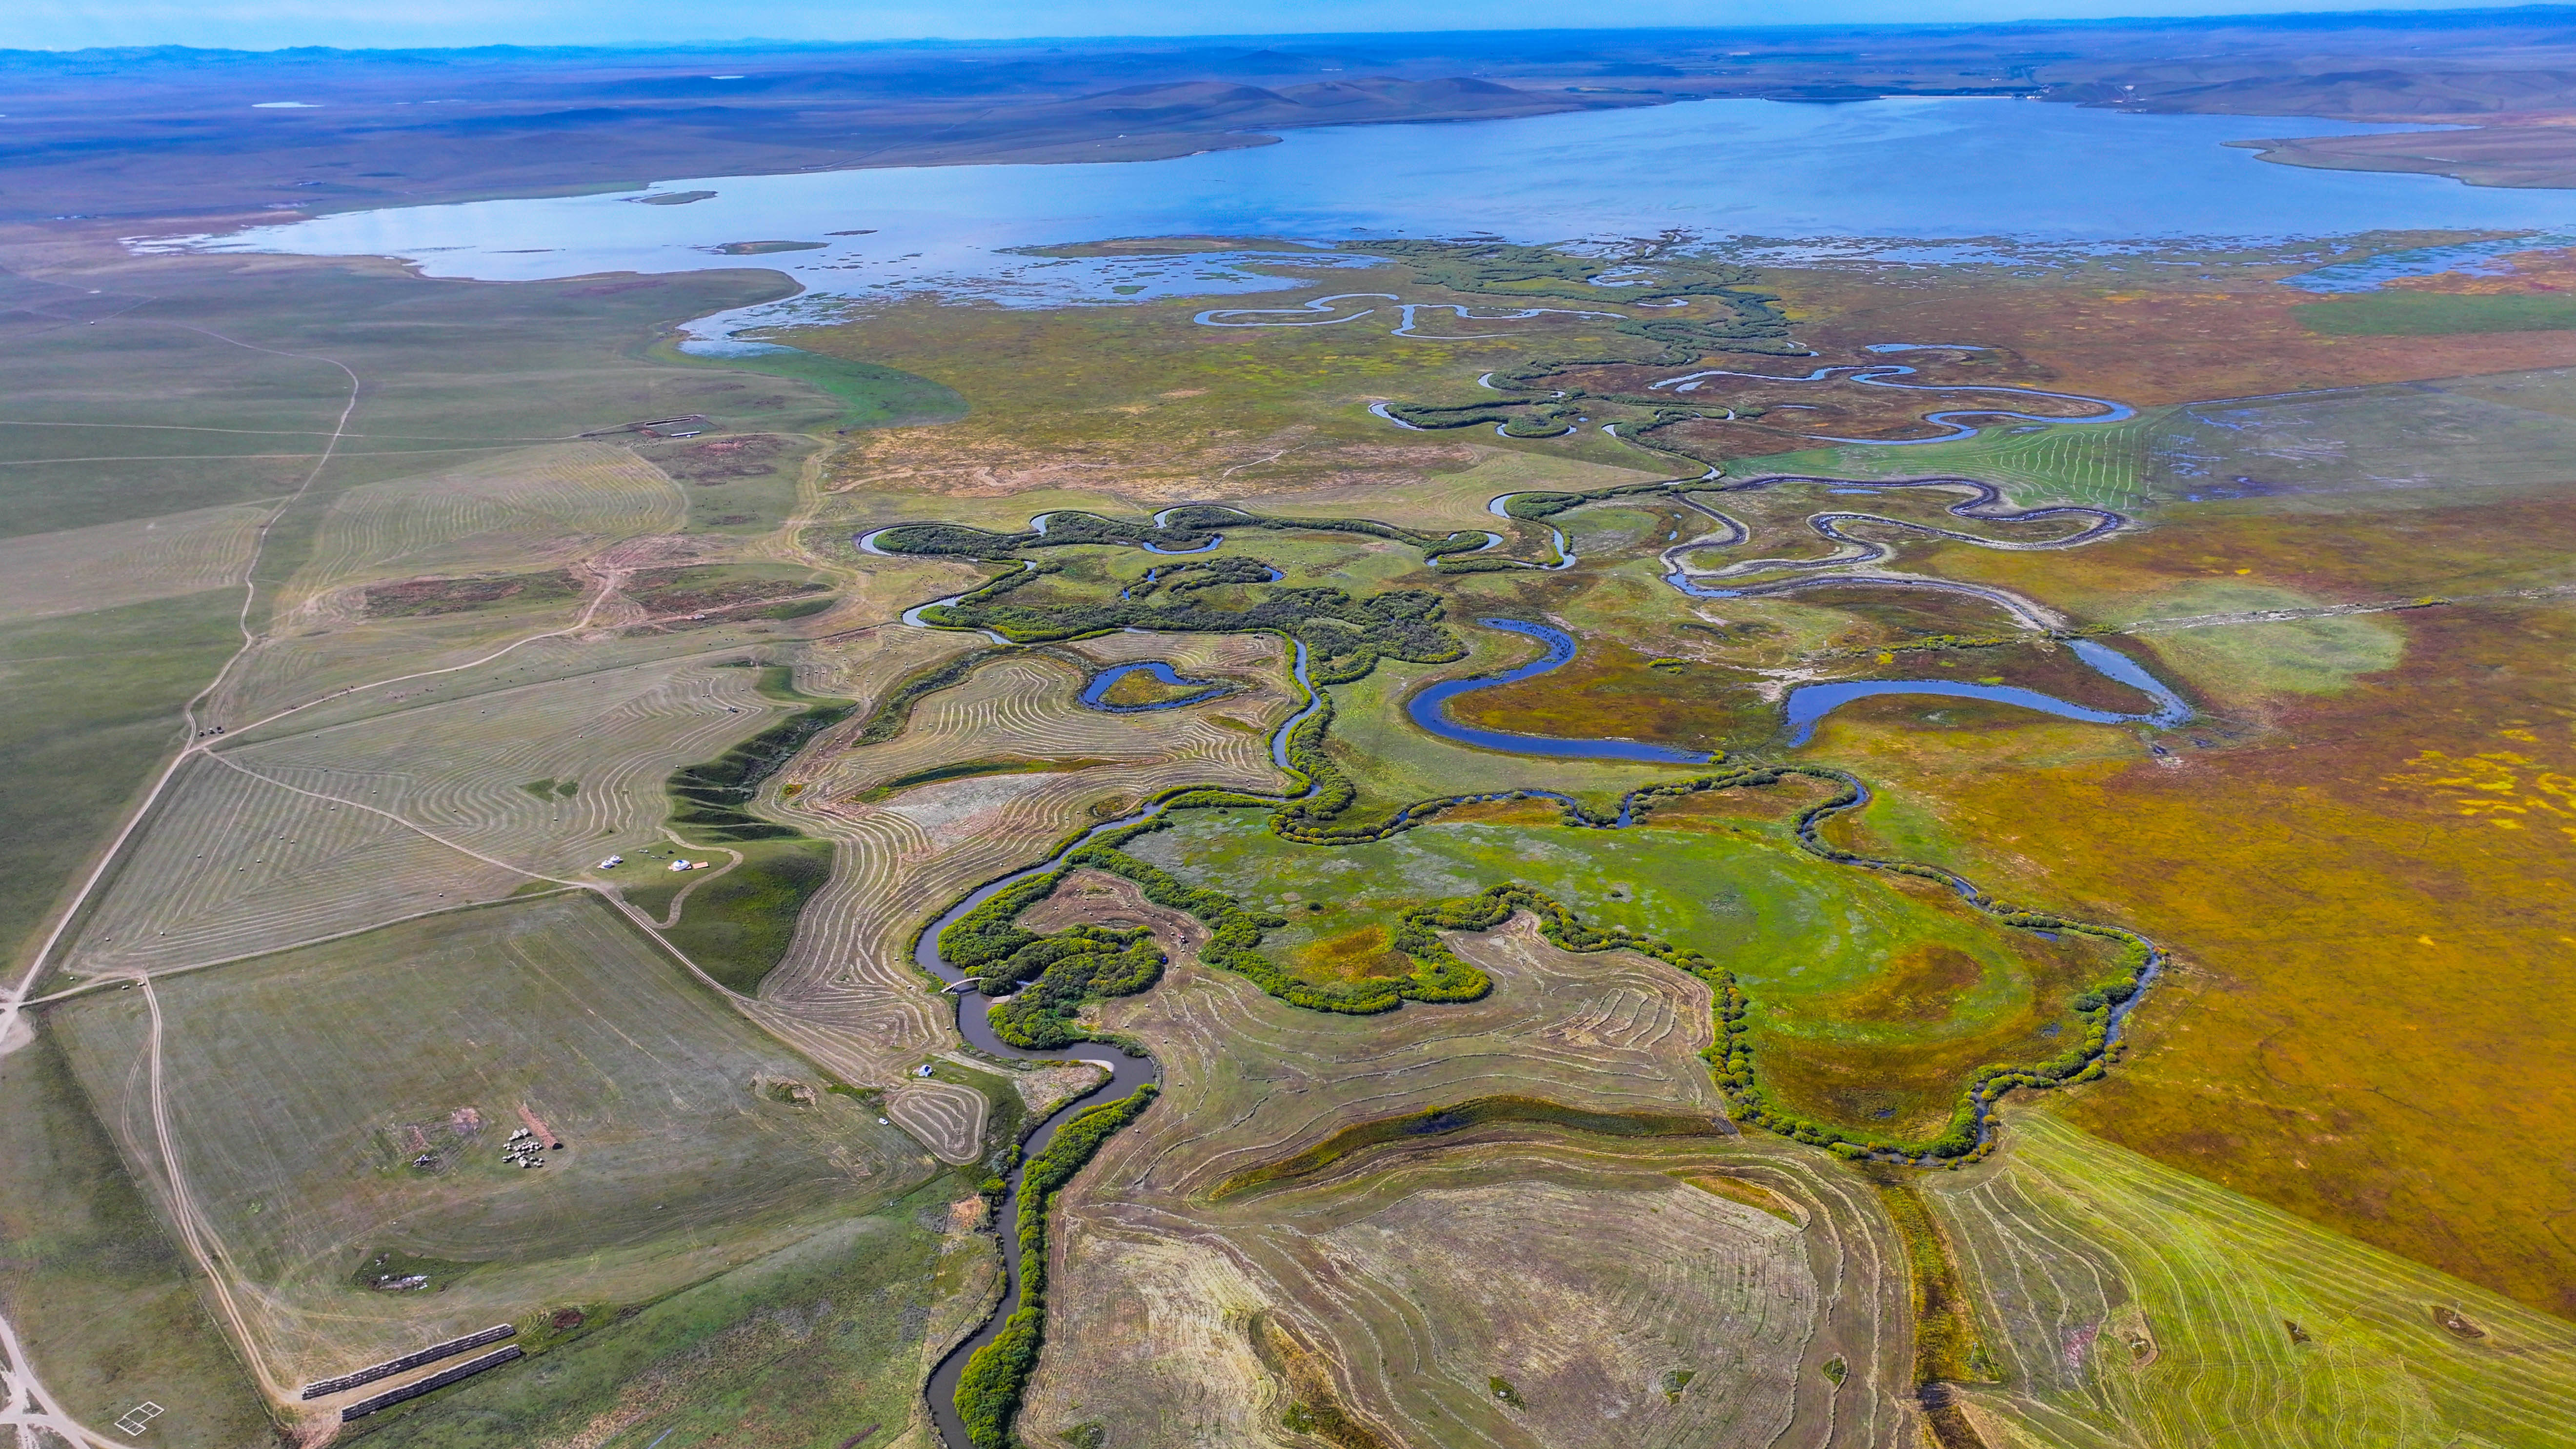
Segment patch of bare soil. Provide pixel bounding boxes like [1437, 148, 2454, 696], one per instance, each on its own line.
[832, 427, 1474, 502]
[1018, 868, 1209, 957]
[638, 432, 792, 483]
[625, 567, 826, 615]
[2433, 1304, 2488, 1340]
[1013, 1061, 1110, 1121]
[362, 570, 583, 617]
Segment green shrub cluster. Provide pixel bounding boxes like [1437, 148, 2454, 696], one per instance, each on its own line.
[1357, 239, 1802, 448]
[874, 511, 1212, 557]
[1357, 238, 1783, 321]
[888, 549, 2161, 1164]
[854, 645, 1016, 745]
[1832, 632, 2020, 659]
[984, 928, 1166, 1049]
[1383, 397, 1566, 433]
[875, 506, 1491, 568]
[926, 583, 1461, 685]
[664, 687, 855, 843]
[952, 1086, 1159, 1449]
[931, 864, 1168, 1049]
[1121, 553, 1277, 600]
[1158, 503, 1490, 560]
[1497, 479, 1695, 521]
[1212, 1094, 1727, 1198]
[1067, 821, 1483, 1016]
[1270, 696, 1358, 838]
[937, 870, 1072, 976]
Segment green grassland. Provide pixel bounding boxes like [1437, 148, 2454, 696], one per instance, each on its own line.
[652, 340, 967, 431]
[2141, 380, 2576, 502]
[1097, 666, 1224, 708]
[1125, 803, 2113, 1137]
[0, 590, 244, 976]
[0, 1027, 278, 1449]
[0, 263, 808, 538]
[793, 269, 1688, 497]
[2295, 290, 2576, 336]
[1714, 414, 2162, 513]
[1933, 1110, 2576, 1448]
[653, 837, 838, 995]
[347, 1186, 948, 1449]
[48, 893, 936, 1385]
[633, 430, 821, 535]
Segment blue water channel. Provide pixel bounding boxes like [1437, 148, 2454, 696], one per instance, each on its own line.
[1412, 619, 2189, 756]
[912, 636, 1322, 1449]
[1078, 660, 1232, 712]
[1406, 619, 1715, 764]
[1781, 639, 2191, 745]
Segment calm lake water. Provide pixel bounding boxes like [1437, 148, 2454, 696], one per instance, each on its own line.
[150, 96, 2576, 335]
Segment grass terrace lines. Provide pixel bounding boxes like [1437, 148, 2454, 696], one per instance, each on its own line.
[1928, 1111, 2576, 1447]
[47, 893, 932, 1392]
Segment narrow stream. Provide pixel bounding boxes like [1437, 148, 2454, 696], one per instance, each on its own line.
[913, 641, 1318, 1449]
[904, 532, 2182, 1443]
[1409, 617, 2187, 758]
[1781, 638, 2190, 745]
[1078, 661, 1232, 712]
[1406, 619, 1714, 764]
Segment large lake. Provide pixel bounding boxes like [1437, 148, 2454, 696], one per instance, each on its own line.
[156, 96, 2576, 326]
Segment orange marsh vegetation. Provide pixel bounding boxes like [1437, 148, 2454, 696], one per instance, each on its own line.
[1810, 595, 2576, 1316]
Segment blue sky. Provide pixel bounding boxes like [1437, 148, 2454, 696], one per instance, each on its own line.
[0, 1, 2545, 52]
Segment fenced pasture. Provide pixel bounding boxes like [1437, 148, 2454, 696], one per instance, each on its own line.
[60, 656, 780, 979]
[60, 752, 527, 979]
[0, 500, 267, 624]
[1931, 1111, 2576, 1449]
[48, 893, 932, 1389]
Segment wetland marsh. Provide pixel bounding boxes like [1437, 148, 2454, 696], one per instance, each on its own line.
[16, 28, 2576, 1449]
